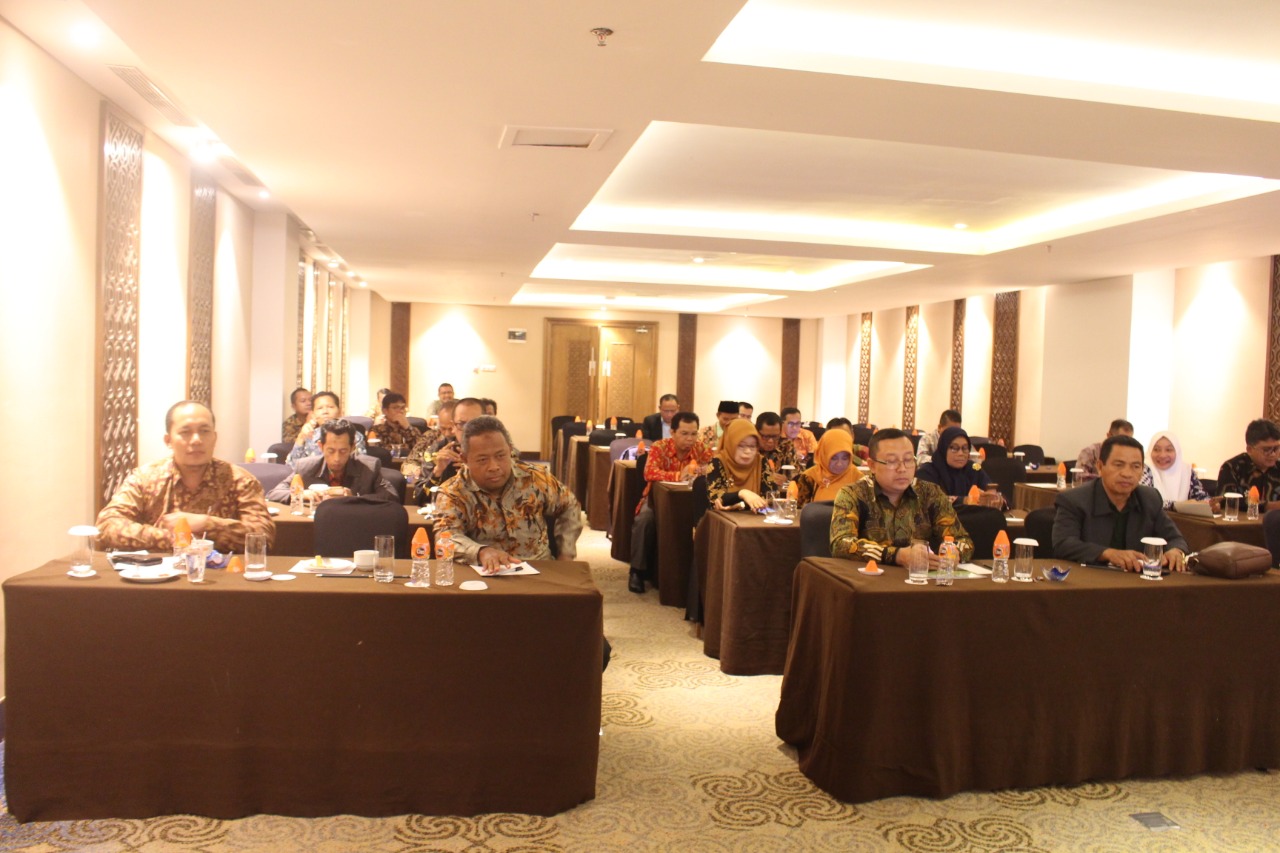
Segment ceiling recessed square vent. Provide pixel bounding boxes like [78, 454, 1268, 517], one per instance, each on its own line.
[499, 125, 613, 151]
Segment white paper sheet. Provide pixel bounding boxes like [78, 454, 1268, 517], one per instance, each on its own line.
[470, 562, 540, 577]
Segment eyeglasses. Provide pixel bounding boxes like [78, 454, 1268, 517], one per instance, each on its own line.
[873, 457, 917, 470]
[947, 444, 970, 454]
[1252, 443, 1280, 456]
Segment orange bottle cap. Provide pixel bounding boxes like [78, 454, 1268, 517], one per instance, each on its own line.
[1056, 462, 1067, 475]
[227, 555, 244, 573]
[1249, 486, 1261, 502]
[967, 485, 983, 502]
[979, 447, 987, 460]
[994, 530, 1010, 547]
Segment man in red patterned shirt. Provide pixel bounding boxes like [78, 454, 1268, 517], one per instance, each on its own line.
[629, 411, 713, 594]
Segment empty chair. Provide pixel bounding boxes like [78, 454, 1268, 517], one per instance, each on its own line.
[347, 415, 374, 432]
[800, 500, 836, 558]
[555, 421, 588, 481]
[852, 426, 873, 446]
[956, 505, 1007, 560]
[364, 445, 392, 466]
[407, 416, 428, 433]
[976, 442, 1008, 460]
[267, 442, 292, 464]
[240, 462, 291, 495]
[609, 437, 640, 463]
[1012, 444, 1045, 467]
[313, 495, 410, 559]
[982, 457, 1027, 507]
[1023, 506, 1056, 559]
[908, 433, 922, 452]
[379, 465, 407, 503]
[589, 428, 625, 447]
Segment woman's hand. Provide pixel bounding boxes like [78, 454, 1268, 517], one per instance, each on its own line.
[739, 489, 766, 511]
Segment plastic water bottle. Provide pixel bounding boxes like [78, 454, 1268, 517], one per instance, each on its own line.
[936, 535, 957, 586]
[434, 531, 455, 586]
[991, 531, 1010, 584]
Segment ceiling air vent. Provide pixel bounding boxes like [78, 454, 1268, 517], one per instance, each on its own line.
[219, 157, 265, 188]
[498, 125, 613, 151]
[108, 65, 197, 127]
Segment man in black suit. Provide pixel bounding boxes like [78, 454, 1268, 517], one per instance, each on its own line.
[267, 419, 397, 502]
[1052, 434, 1187, 572]
[641, 394, 680, 442]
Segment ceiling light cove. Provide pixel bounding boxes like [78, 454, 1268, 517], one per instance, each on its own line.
[511, 286, 782, 315]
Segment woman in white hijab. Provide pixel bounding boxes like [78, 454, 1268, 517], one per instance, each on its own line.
[1140, 431, 1210, 509]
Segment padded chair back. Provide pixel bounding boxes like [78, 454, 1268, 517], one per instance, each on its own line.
[908, 433, 922, 452]
[955, 505, 1007, 561]
[267, 442, 292, 464]
[346, 415, 374, 432]
[800, 500, 836, 558]
[852, 426, 874, 446]
[981, 457, 1027, 506]
[550, 414, 575, 436]
[379, 465, 407, 503]
[313, 496, 410, 559]
[589, 428, 626, 447]
[1012, 444, 1045, 467]
[407, 416, 428, 433]
[1023, 506, 1057, 559]
[976, 442, 1008, 460]
[1200, 477, 1218, 495]
[1263, 509, 1280, 567]
[364, 445, 392, 466]
[610, 437, 641, 462]
[810, 425, 827, 442]
[240, 462, 291, 495]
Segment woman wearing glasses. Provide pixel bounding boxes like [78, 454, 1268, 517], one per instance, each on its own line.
[705, 419, 782, 510]
[915, 426, 998, 505]
[789, 428, 862, 509]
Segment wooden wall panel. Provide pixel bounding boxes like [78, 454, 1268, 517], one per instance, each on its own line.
[677, 313, 697, 410]
[186, 177, 215, 405]
[391, 302, 411, 398]
[903, 306, 919, 431]
[951, 299, 965, 411]
[858, 313, 872, 423]
[1267, 256, 1280, 423]
[989, 291, 1020, 446]
[781, 318, 800, 410]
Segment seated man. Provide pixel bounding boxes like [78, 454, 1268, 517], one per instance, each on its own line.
[281, 387, 311, 444]
[1217, 418, 1280, 508]
[97, 401, 275, 552]
[289, 390, 368, 463]
[629, 411, 714, 593]
[416, 397, 485, 498]
[641, 393, 680, 441]
[267, 419, 396, 502]
[1053, 435, 1188, 571]
[1076, 418, 1134, 482]
[367, 392, 421, 450]
[426, 382, 455, 416]
[755, 411, 799, 492]
[830, 428, 973, 565]
[738, 401, 753, 420]
[402, 399, 454, 480]
[434, 415, 583, 572]
[782, 407, 818, 465]
[915, 408, 961, 465]
[479, 397, 498, 416]
[698, 400, 739, 451]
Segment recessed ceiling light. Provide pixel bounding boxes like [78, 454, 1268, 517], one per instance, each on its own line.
[190, 141, 220, 164]
[69, 20, 100, 49]
[693, 257, 705, 263]
[954, 222, 968, 229]
[327, 260, 339, 269]
[258, 190, 270, 200]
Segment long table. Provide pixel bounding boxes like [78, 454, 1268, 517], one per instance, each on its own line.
[269, 501, 432, 556]
[652, 481, 695, 607]
[4, 553, 603, 821]
[775, 557, 1280, 804]
[1013, 481, 1060, 512]
[1168, 511, 1266, 554]
[699, 511, 801, 675]
[608, 460, 640, 562]
[586, 446, 613, 530]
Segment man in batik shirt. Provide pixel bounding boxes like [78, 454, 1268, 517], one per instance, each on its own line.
[281, 387, 311, 444]
[1217, 417, 1280, 507]
[782, 407, 818, 466]
[402, 399, 454, 481]
[830, 428, 972, 566]
[697, 400, 739, 451]
[434, 416, 582, 572]
[755, 411, 800, 492]
[97, 401, 275, 552]
[367, 392, 421, 450]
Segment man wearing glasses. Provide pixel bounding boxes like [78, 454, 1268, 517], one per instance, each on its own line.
[830, 428, 973, 567]
[1217, 419, 1280, 507]
[755, 412, 800, 492]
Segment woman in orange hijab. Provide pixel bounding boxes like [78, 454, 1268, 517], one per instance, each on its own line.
[789, 428, 861, 508]
[706, 418, 774, 510]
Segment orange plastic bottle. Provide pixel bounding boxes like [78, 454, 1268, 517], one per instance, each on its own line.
[172, 516, 193, 550]
[411, 527, 430, 560]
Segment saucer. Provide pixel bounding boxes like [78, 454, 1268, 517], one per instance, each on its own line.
[244, 571, 273, 582]
[67, 568, 97, 579]
[271, 573, 297, 581]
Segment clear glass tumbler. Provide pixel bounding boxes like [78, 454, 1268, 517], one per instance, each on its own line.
[1223, 493, 1241, 522]
[1013, 538, 1037, 583]
[374, 535, 395, 583]
[434, 559, 455, 586]
[905, 539, 929, 585]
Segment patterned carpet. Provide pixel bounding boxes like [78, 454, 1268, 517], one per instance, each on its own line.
[3, 528, 1279, 852]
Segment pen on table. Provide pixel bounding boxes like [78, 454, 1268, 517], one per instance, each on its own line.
[318, 574, 410, 579]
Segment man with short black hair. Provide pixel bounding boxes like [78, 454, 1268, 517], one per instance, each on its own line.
[1076, 418, 1135, 482]
[916, 409, 961, 465]
[781, 407, 817, 463]
[699, 401, 740, 451]
[268, 419, 396, 502]
[739, 401, 753, 420]
[1217, 418, 1280, 507]
[419, 397, 485, 494]
[97, 401, 275, 552]
[642, 394, 680, 441]
[1053, 435, 1187, 571]
[403, 399, 455, 481]
[367, 392, 421, 450]
[282, 388, 311, 444]
[289, 390, 369, 463]
[755, 411, 799, 491]
[830, 428, 972, 566]
[426, 382, 455, 417]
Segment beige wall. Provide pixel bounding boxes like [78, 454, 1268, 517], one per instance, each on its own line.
[210, 189, 255, 459]
[1015, 286, 1047, 447]
[868, 307, 906, 428]
[407, 304, 677, 453]
[961, 295, 995, 438]
[693, 315, 784, 422]
[367, 292, 392, 396]
[916, 300, 954, 433]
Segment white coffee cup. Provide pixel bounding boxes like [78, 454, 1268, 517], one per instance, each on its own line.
[353, 549, 378, 570]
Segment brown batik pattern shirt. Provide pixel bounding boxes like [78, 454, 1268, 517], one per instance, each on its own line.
[830, 476, 972, 565]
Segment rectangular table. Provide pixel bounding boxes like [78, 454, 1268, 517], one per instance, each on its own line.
[269, 502, 432, 556]
[1025, 469, 1058, 484]
[586, 446, 613, 530]
[566, 436, 591, 508]
[699, 511, 801, 675]
[608, 460, 641, 563]
[776, 557, 1280, 804]
[652, 481, 695, 607]
[5, 554, 603, 821]
[1013, 481, 1060, 512]
[1168, 511, 1266, 554]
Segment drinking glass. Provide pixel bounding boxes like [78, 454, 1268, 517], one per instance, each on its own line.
[434, 559, 455, 586]
[407, 559, 431, 588]
[1013, 538, 1037, 583]
[905, 539, 929, 585]
[1140, 537, 1166, 581]
[1223, 492, 1241, 522]
[1070, 467, 1084, 489]
[780, 498, 797, 523]
[68, 524, 99, 577]
[374, 535, 395, 583]
[185, 539, 213, 583]
[244, 532, 268, 574]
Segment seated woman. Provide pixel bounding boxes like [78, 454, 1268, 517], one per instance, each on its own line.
[705, 419, 779, 510]
[288, 390, 368, 464]
[915, 426, 996, 504]
[1140, 431, 1210, 509]
[789, 428, 861, 508]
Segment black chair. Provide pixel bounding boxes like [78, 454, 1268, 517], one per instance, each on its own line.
[1263, 509, 1280, 567]
[240, 462, 291, 495]
[555, 422, 588, 481]
[314, 496, 410, 559]
[380, 466, 407, 503]
[908, 433, 922, 452]
[347, 415, 374, 432]
[810, 425, 827, 442]
[1200, 477, 1218, 495]
[1023, 506, 1057, 559]
[407, 416, 428, 433]
[589, 428, 626, 447]
[1012, 444, 1045, 467]
[852, 426, 873, 446]
[364, 445, 392, 466]
[977, 442, 1008, 460]
[267, 442, 292, 464]
[982, 457, 1027, 507]
[955, 505, 1007, 561]
[800, 500, 836, 558]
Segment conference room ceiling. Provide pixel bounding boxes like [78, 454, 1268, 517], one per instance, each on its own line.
[7, 0, 1280, 317]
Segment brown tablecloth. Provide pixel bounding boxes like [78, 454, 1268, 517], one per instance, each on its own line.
[1026, 469, 1057, 484]
[608, 460, 641, 562]
[566, 436, 591, 507]
[652, 481, 695, 607]
[776, 557, 1280, 804]
[1169, 511, 1266, 554]
[269, 502, 433, 556]
[700, 511, 801, 675]
[1014, 482, 1060, 511]
[586, 446, 613, 531]
[4, 554, 603, 821]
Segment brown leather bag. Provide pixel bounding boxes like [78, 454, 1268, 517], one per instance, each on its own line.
[1188, 542, 1273, 579]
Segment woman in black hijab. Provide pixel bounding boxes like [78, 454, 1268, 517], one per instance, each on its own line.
[915, 425, 993, 503]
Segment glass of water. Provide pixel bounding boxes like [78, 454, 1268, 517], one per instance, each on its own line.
[1012, 538, 1037, 583]
[905, 539, 930, 585]
[407, 558, 431, 588]
[1223, 492, 1241, 522]
[434, 559, 454, 586]
[244, 533, 268, 575]
[1140, 537, 1166, 581]
[373, 535, 395, 583]
[185, 539, 213, 583]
